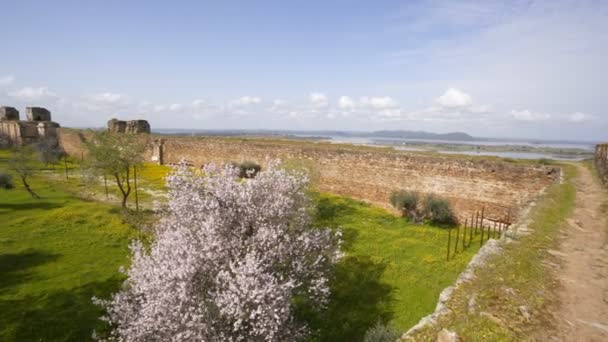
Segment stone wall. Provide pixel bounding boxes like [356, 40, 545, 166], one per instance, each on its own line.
[57, 129, 558, 221]
[107, 118, 150, 134]
[0, 106, 59, 145]
[595, 144, 608, 185]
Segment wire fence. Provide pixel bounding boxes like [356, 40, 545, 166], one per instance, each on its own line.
[446, 207, 512, 261]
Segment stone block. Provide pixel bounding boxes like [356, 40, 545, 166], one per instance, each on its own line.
[26, 107, 51, 121]
[0, 106, 19, 121]
[125, 120, 150, 134]
[107, 118, 126, 133]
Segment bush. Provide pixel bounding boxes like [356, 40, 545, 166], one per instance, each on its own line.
[390, 190, 422, 223]
[233, 161, 261, 178]
[390, 190, 419, 212]
[538, 158, 553, 165]
[423, 194, 455, 225]
[363, 322, 400, 342]
[0, 172, 14, 189]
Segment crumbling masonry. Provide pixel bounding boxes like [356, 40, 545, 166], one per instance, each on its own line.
[0, 106, 60, 145]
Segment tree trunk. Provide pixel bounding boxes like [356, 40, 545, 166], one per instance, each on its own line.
[133, 166, 139, 212]
[20, 175, 40, 199]
[104, 174, 109, 200]
[114, 169, 131, 208]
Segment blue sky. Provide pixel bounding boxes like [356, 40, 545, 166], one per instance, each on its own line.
[0, 0, 606, 140]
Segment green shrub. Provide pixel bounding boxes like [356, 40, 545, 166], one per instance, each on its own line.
[538, 158, 553, 165]
[423, 194, 455, 225]
[232, 161, 261, 178]
[0, 172, 14, 189]
[390, 190, 419, 212]
[363, 322, 400, 342]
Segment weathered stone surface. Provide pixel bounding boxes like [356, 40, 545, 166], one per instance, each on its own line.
[56, 130, 558, 221]
[436, 328, 459, 342]
[26, 107, 51, 121]
[0, 106, 19, 121]
[595, 144, 608, 185]
[107, 118, 126, 133]
[125, 120, 150, 134]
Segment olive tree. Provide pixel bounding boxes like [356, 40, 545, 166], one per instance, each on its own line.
[84, 131, 146, 208]
[8, 145, 40, 199]
[35, 137, 65, 168]
[94, 161, 343, 341]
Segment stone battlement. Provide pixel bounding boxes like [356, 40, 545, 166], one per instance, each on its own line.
[107, 118, 150, 134]
[0, 106, 60, 145]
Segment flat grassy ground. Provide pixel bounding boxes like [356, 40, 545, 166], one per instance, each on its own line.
[0, 151, 136, 341]
[309, 193, 480, 341]
[0, 149, 481, 341]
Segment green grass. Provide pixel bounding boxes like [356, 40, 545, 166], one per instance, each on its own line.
[0, 151, 136, 341]
[1, 149, 482, 341]
[309, 194, 480, 341]
[410, 164, 577, 341]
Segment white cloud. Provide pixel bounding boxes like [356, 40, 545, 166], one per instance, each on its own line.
[309, 92, 329, 108]
[192, 99, 206, 108]
[359, 96, 397, 109]
[0, 75, 14, 87]
[8, 86, 57, 100]
[233, 96, 261, 106]
[338, 96, 356, 110]
[272, 98, 286, 106]
[169, 103, 183, 111]
[435, 88, 472, 108]
[569, 112, 593, 122]
[91, 92, 126, 104]
[510, 109, 550, 121]
[153, 105, 167, 112]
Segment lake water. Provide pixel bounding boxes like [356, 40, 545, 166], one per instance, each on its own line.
[302, 135, 595, 160]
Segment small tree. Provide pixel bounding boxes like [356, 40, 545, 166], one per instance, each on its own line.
[35, 137, 65, 168]
[390, 190, 421, 222]
[422, 194, 455, 225]
[95, 161, 342, 341]
[9, 145, 40, 199]
[84, 131, 146, 208]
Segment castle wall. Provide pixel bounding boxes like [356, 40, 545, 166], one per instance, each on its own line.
[58, 129, 559, 221]
[595, 144, 608, 185]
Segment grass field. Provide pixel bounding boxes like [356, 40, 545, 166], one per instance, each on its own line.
[0, 151, 136, 341]
[0, 149, 481, 341]
[411, 164, 577, 341]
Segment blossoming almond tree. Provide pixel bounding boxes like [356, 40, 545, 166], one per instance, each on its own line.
[95, 160, 342, 341]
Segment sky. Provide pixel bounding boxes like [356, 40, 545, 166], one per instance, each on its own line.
[0, 0, 607, 141]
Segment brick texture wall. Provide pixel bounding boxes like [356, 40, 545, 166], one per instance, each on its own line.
[58, 129, 559, 221]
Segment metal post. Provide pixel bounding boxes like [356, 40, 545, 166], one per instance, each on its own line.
[447, 227, 452, 261]
[454, 224, 460, 256]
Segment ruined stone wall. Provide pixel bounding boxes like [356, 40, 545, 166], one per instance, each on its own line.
[159, 136, 557, 220]
[57, 130, 558, 221]
[595, 144, 608, 185]
[0, 106, 59, 145]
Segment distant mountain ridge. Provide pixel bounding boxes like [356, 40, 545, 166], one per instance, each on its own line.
[153, 128, 475, 141]
[369, 130, 474, 141]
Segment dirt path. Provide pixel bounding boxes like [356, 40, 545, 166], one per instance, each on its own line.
[553, 164, 608, 341]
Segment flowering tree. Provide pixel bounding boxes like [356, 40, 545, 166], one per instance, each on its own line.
[95, 161, 342, 341]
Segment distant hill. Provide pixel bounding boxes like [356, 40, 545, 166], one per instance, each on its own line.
[368, 130, 474, 141]
[153, 128, 475, 141]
